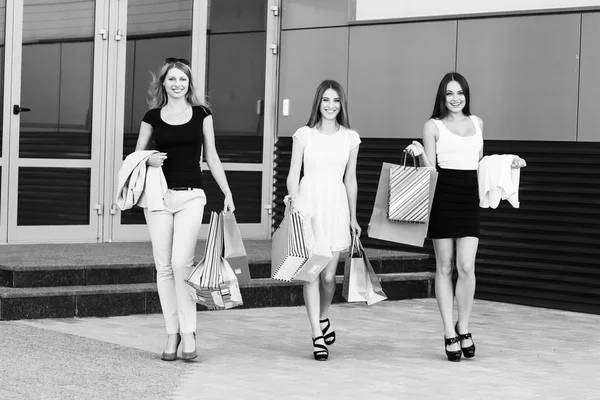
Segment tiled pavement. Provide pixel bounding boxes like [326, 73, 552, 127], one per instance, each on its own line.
[17, 298, 600, 400]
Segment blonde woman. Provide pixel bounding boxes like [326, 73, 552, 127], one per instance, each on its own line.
[134, 58, 234, 361]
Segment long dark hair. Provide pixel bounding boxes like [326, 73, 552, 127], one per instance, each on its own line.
[306, 80, 351, 129]
[147, 60, 209, 109]
[430, 72, 471, 119]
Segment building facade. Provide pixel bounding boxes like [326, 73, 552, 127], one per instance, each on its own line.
[0, 0, 598, 312]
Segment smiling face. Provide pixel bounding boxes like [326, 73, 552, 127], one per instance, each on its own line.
[163, 67, 189, 100]
[319, 88, 341, 122]
[445, 80, 466, 114]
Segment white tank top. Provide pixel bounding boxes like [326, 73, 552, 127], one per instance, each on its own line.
[433, 115, 483, 170]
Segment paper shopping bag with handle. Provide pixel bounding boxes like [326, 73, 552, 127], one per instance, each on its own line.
[343, 236, 387, 305]
[185, 211, 243, 310]
[271, 206, 310, 282]
[358, 239, 387, 305]
[388, 154, 432, 223]
[368, 162, 438, 247]
[292, 215, 332, 283]
[222, 211, 251, 286]
[342, 235, 368, 302]
[215, 246, 244, 310]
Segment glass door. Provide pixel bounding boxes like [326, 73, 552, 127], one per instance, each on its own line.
[5, 0, 108, 243]
[106, 0, 196, 242]
[108, 0, 278, 241]
[204, 0, 274, 238]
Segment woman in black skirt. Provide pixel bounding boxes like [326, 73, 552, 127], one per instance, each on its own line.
[406, 72, 525, 362]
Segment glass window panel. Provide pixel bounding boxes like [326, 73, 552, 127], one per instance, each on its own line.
[203, 171, 262, 223]
[127, 0, 193, 36]
[22, 0, 94, 42]
[19, 0, 95, 159]
[207, 32, 266, 163]
[17, 167, 90, 226]
[123, 0, 193, 159]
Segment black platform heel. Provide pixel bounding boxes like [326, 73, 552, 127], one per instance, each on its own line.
[320, 318, 336, 346]
[312, 336, 329, 361]
[444, 335, 462, 362]
[455, 322, 476, 358]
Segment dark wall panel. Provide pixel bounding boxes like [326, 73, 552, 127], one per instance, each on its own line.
[578, 12, 600, 142]
[273, 138, 600, 314]
[457, 14, 580, 141]
[348, 21, 456, 138]
[476, 141, 600, 313]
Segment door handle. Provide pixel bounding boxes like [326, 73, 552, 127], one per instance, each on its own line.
[13, 105, 31, 115]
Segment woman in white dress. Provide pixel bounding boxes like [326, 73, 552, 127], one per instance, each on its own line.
[285, 80, 361, 361]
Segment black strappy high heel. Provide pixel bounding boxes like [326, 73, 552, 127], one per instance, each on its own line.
[455, 322, 476, 358]
[312, 336, 329, 361]
[320, 318, 336, 346]
[444, 335, 462, 362]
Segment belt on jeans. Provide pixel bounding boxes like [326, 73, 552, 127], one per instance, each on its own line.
[171, 187, 197, 191]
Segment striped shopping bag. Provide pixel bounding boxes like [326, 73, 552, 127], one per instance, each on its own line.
[388, 155, 432, 223]
[185, 211, 243, 310]
[271, 206, 310, 281]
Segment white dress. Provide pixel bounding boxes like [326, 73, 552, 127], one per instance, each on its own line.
[293, 126, 361, 252]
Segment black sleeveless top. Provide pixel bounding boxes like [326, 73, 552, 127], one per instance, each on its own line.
[142, 105, 211, 189]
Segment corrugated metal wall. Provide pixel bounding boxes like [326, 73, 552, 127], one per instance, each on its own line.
[273, 138, 600, 314]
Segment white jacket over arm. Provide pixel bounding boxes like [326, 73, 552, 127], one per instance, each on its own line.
[116, 150, 167, 211]
[478, 154, 521, 209]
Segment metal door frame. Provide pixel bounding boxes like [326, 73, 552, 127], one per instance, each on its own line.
[4, 0, 109, 243]
[0, 0, 15, 243]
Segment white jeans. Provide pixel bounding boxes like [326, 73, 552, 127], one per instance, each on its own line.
[144, 189, 207, 334]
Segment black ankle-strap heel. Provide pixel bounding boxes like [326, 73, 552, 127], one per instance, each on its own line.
[444, 335, 462, 362]
[320, 318, 336, 346]
[312, 336, 329, 361]
[455, 322, 476, 358]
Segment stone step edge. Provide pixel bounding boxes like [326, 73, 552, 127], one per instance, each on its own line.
[0, 254, 433, 271]
[0, 272, 435, 298]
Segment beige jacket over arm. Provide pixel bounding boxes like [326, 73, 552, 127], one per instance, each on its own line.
[116, 150, 167, 211]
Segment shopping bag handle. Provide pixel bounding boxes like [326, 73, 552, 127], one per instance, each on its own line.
[350, 233, 362, 257]
[401, 152, 420, 170]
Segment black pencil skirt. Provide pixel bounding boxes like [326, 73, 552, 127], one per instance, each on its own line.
[427, 168, 480, 239]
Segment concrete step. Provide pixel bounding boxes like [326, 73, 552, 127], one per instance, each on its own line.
[0, 255, 433, 288]
[0, 272, 434, 320]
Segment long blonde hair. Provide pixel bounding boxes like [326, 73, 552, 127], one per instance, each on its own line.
[147, 60, 209, 110]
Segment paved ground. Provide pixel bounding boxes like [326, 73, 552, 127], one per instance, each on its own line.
[9, 298, 600, 400]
